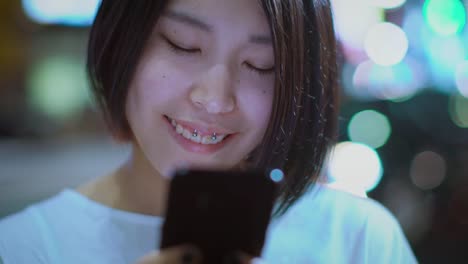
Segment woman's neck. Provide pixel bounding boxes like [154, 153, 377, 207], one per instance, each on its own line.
[77, 144, 169, 216]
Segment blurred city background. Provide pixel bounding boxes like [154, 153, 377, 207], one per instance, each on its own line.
[0, 0, 467, 262]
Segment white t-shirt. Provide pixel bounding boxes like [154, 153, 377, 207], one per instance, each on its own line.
[0, 184, 417, 263]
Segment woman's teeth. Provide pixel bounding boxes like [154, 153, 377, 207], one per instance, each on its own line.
[169, 118, 227, 145]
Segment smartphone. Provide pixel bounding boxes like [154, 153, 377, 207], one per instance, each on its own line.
[160, 169, 280, 263]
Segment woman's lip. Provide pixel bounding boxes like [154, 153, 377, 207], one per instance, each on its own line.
[163, 116, 236, 154]
[165, 115, 233, 136]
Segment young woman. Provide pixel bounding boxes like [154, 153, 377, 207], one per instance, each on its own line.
[0, 0, 417, 263]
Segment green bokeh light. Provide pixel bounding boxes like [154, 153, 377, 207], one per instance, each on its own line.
[423, 0, 466, 36]
[348, 110, 392, 148]
[449, 95, 468, 128]
[27, 55, 91, 121]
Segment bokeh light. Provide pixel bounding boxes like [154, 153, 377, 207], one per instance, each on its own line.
[449, 95, 468, 128]
[364, 22, 409, 66]
[22, 0, 100, 26]
[269, 169, 284, 183]
[423, 0, 466, 36]
[410, 151, 446, 190]
[331, 0, 384, 50]
[455, 61, 468, 97]
[348, 110, 392, 148]
[327, 142, 383, 195]
[27, 55, 90, 121]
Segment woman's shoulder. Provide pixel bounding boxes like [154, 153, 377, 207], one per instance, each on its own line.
[291, 183, 396, 224]
[0, 191, 64, 234]
[303, 184, 408, 237]
[0, 191, 68, 263]
[0, 188, 106, 263]
[0, 206, 40, 237]
[277, 183, 417, 262]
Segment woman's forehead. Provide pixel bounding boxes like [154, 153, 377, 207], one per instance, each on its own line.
[165, 0, 270, 32]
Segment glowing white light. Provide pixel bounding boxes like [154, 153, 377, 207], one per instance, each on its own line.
[455, 61, 468, 98]
[22, 0, 100, 26]
[410, 151, 446, 190]
[331, 0, 384, 50]
[270, 169, 284, 183]
[368, 0, 406, 9]
[364, 22, 409, 66]
[327, 142, 383, 196]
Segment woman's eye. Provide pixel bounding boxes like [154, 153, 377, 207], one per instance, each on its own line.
[245, 62, 275, 76]
[162, 35, 200, 54]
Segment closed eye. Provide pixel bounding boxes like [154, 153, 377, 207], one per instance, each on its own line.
[161, 34, 200, 54]
[245, 62, 275, 76]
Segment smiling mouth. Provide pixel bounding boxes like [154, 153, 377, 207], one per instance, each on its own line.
[164, 115, 232, 145]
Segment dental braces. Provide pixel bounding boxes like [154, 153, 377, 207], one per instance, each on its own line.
[192, 130, 217, 141]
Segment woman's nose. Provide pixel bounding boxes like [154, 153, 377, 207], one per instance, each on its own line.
[189, 64, 236, 114]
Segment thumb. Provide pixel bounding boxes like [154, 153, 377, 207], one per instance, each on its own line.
[226, 252, 268, 264]
[135, 245, 201, 264]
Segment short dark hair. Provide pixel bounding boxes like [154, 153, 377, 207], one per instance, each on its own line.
[87, 0, 339, 215]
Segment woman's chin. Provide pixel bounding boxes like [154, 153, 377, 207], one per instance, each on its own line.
[160, 160, 240, 178]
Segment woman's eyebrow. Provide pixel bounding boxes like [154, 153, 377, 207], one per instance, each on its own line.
[163, 9, 272, 46]
[163, 10, 212, 32]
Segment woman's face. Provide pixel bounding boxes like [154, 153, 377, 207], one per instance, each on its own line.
[126, 0, 275, 176]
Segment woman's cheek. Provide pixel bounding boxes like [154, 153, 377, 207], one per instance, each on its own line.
[138, 58, 191, 97]
[240, 83, 274, 127]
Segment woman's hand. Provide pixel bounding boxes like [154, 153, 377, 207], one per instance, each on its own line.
[135, 245, 265, 264]
[135, 245, 202, 264]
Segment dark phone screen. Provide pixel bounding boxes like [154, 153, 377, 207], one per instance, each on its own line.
[160, 169, 278, 263]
